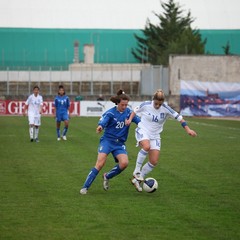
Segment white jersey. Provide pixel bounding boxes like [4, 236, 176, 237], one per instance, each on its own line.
[25, 94, 43, 117]
[134, 101, 183, 139]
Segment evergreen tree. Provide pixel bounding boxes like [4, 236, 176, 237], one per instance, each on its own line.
[132, 0, 206, 65]
[222, 41, 231, 55]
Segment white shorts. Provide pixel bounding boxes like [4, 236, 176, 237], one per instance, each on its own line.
[28, 115, 41, 126]
[135, 127, 161, 151]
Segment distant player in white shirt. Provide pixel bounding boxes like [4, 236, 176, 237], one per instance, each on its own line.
[126, 89, 197, 192]
[23, 86, 43, 142]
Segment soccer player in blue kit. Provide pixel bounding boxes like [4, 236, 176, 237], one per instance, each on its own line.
[80, 90, 140, 195]
[53, 85, 70, 141]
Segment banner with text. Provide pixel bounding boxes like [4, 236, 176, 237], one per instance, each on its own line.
[80, 101, 142, 117]
[0, 100, 80, 116]
[0, 100, 143, 117]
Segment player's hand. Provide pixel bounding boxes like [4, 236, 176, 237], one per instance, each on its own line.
[23, 110, 28, 117]
[187, 129, 197, 137]
[125, 119, 131, 126]
[96, 126, 103, 133]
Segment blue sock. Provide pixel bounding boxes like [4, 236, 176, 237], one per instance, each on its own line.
[83, 167, 99, 189]
[57, 128, 60, 138]
[106, 164, 122, 179]
[62, 127, 68, 136]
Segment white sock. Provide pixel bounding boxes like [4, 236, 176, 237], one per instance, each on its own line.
[141, 161, 155, 178]
[29, 127, 34, 139]
[134, 149, 148, 174]
[35, 127, 39, 139]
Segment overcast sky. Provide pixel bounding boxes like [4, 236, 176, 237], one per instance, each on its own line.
[0, 0, 239, 29]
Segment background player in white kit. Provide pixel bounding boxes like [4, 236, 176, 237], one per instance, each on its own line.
[126, 89, 197, 192]
[23, 86, 43, 142]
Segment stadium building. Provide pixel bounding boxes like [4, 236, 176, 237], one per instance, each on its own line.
[0, 0, 240, 117]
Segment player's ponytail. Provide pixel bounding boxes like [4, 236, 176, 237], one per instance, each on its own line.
[117, 89, 125, 96]
[110, 89, 130, 105]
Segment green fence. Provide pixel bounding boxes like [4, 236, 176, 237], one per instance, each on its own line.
[0, 28, 240, 70]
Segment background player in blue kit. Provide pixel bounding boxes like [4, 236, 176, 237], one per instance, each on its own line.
[80, 89, 140, 195]
[53, 85, 70, 141]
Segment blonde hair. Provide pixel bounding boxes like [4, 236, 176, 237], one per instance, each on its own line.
[153, 89, 165, 101]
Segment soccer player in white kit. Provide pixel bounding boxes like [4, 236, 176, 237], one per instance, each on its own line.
[126, 89, 197, 192]
[23, 86, 43, 142]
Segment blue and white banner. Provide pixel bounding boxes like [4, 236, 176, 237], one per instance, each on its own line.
[180, 80, 240, 117]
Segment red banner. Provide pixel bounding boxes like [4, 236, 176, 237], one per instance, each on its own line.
[0, 100, 80, 116]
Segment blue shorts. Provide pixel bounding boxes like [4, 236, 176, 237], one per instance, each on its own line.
[56, 112, 69, 122]
[98, 137, 127, 162]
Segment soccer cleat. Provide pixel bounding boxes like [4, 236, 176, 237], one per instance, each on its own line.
[131, 178, 143, 192]
[133, 172, 144, 182]
[35, 138, 39, 143]
[30, 139, 34, 142]
[103, 173, 109, 191]
[57, 138, 61, 141]
[62, 136, 67, 141]
[80, 188, 88, 195]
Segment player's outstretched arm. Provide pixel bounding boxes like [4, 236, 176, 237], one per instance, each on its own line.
[180, 120, 197, 137]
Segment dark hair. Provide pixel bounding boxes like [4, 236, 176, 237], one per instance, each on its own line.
[110, 89, 130, 105]
[33, 85, 40, 90]
[58, 85, 65, 95]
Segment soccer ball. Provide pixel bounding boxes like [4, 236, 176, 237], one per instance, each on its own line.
[143, 177, 158, 193]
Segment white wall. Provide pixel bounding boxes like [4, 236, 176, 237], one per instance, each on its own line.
[0, 64, 150, 82]
[169, 55, 240, 95]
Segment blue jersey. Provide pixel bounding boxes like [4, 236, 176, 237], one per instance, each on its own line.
[54, 95, 70, 122]
[98, 106, 140, 143]
[54, 95, 70, 114]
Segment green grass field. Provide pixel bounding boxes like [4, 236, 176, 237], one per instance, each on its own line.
[0, 116, 239, 240]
